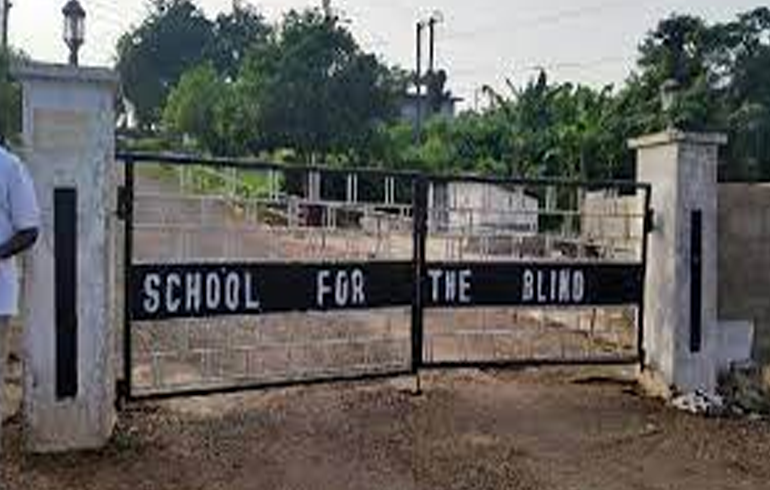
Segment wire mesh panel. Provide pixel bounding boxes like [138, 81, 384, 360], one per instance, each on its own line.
[422, 177, 649, 366]
[123, 155, 417, 398]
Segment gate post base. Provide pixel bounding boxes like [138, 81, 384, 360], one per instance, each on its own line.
[630, 130, 727, 395]
[16, 63, 118, 452]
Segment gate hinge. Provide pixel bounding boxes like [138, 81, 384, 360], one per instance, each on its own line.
[117, 186, 131, 220]
[644, 208, 655, 234]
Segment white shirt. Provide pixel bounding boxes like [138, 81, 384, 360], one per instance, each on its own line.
[0, 146, 41, 317]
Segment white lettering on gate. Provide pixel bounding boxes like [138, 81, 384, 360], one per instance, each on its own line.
[317, 269, 367, 308]
[427, 269, 473, 304]
[459, 270, 472, 304]
[537, 271, 547, 302]
[166, 273, 182, 313]
[143, 269, 264, 316]
[429, 269, 443, 302]
[573, 271, 585, 303]
[351, 270, 365, 305]
[317, 270, 332, 307]
[186, 272, 202, 312]
[245, 273, 261, 310]
[550, 270, 558, 302]
[225, 272, 240, 312]
[143, 274, 161, 314]
[445, 270, 457, 303]
[521, 269, 587, 305]
[335, 271, 349, 306]
[558, 270, 571, 303]
[206, 273, 221, 310]
[522, 270, 535, 302]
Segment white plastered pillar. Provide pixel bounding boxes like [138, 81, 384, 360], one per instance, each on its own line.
[15, 62, 117, 452]
[630, 130, 727, 394]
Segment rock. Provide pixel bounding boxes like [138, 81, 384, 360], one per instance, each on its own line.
[717, 363, 770, 416]
[671, 390, 725, 416]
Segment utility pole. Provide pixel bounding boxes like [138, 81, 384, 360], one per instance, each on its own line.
[414, 21, 424, 145]
[425, 17, 436, 121]
[1, 0, 10, 51]
[425, 13, 443, 120]
[427, 17, 436, 74]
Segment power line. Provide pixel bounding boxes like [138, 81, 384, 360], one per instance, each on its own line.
[88, 12, 134, 33]
[87, 0, 147, 21]
[442, 0, 636, 42]
[88, 3, 131, 23]
[444, 54, 638, 106]
[340, 0, 415, 18]
[443, 0, 704, 44]
[449, 55, 634, 79]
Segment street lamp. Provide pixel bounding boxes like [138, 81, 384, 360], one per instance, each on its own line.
[62, 0, 85, 66]
[661, 78, 679, 129]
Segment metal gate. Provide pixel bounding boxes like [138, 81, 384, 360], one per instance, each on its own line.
[421, 175, 650, 369]
[117, 152, 651, 401]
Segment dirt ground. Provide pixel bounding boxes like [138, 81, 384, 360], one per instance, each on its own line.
[3, 171, 759, 488]
[3, 367, 770, 490]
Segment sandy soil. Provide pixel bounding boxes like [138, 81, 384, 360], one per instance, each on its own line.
[3, 367, 770, 490]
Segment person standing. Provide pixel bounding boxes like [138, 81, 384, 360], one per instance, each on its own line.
[0, 144, 39, 456]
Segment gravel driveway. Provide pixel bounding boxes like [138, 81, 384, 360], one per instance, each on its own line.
[3, 367, 770, 490]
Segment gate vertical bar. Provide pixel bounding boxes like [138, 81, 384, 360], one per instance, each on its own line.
[411, 175, 428, 375]
[638, 184, 652, 369]
[121, 157, 135, 401]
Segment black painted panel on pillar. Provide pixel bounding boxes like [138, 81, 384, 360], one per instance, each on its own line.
[690, 210, 703, 354]
[54, 188, 78, 400]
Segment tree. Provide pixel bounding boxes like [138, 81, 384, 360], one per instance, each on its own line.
[234, 8, 403, 161]
[718, 8, 770, 179]
[116, 0, 214, 130]
[162, 62, 227, 152]
[205, 0, 272, 81]
[626, 9, 770, 179]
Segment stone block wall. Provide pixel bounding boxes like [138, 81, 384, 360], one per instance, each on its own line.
[719, 184, 770, 363]
[582, 191, 645, 261]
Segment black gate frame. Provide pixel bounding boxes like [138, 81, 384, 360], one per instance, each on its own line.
[117, 152, 653, 402]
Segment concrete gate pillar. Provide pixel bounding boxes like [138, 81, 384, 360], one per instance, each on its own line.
[15, 63, 118, 452]
[630, 130, 727, 394]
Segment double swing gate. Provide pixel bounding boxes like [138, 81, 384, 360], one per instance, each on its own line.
[118, 152, 652, 401]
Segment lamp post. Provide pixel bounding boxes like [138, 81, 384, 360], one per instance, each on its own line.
[661, 78, 679, 129]
[414, 20, 425, 145]
[62, 0, 85, 66]
[2, 0, 11, 51]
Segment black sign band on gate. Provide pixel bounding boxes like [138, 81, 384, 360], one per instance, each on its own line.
[130, 261, 413, 321]
[424, 262, 644, 309]
[130, 261, 644, 321]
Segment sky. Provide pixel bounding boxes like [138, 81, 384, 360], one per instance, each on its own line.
[6, 0, 765, 108]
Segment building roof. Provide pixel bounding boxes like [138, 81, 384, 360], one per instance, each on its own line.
[401, 93, 464, 103]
